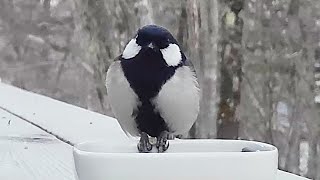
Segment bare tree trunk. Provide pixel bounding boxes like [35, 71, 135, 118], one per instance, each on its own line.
[284, 105, 301, 174]
[196, 0, 220, 138]
[180, 0, 220, 138]
[307, 137, 318, 179]
[217, 0, 243, 139]
[314, 48, 320, 180]
[285, 133, 301, 174]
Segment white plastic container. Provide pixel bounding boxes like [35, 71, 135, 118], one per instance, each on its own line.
[73, 139, 278, 180]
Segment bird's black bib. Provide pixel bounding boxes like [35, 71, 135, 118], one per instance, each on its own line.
[120, 48, 179, 137]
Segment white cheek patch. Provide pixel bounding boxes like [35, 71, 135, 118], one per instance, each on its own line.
[122, 38, 141, 59]
[160, 44, 182, 66]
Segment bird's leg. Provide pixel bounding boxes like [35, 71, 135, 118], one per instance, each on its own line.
[156, 131, 170, 153]
[137, 132, 153, 153]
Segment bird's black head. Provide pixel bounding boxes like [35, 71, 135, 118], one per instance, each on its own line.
[121, 25, 185, 67]
[136, 25, 178, 49]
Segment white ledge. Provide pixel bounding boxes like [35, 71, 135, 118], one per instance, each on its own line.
[0, 83, 310, 180]
[0, 83, 127, 145]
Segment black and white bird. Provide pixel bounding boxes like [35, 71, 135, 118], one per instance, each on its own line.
[106, 25, 200, 153]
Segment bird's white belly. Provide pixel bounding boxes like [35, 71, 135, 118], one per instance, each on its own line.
[153, 66, 200, 135]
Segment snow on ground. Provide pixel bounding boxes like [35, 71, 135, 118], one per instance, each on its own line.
[277, 171, 311, 180]
[0, 83, 127, 145]
[0, 109, 74, 180]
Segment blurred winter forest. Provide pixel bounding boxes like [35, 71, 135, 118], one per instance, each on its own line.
[0, 0, 320, 179]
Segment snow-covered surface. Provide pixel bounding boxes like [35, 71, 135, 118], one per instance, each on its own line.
[0, 83, 310, 180]
[0, 83, 127, 145]
[278, 171, 311, 180]
[0, 109, 74, 180]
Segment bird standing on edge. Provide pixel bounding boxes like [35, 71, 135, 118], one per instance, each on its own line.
[106, 25, 200, 153]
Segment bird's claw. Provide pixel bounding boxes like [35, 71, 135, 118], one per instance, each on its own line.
[156, 131, 169, 153]
[137, 132, 152, 153]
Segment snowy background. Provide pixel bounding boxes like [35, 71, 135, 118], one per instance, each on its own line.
[0, 0, 319, 179]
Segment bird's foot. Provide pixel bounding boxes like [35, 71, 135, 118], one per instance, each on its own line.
[156, 131, 170, 153]
[137, 132, 152, 153]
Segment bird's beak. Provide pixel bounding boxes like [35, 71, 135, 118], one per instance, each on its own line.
[147, 42, 159, 51]
[148, 43, 154, 49]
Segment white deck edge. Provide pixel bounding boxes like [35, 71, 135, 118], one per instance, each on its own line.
[0, 83, 311, 180]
